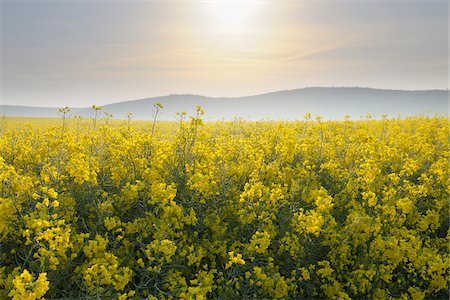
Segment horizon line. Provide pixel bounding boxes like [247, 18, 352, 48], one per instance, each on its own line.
[1, 86, 448, 109]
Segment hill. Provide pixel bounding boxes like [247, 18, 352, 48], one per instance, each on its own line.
[1, 87, 448, 120]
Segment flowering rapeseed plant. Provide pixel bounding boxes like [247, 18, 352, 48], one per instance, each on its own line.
[0, 113, 448, 299]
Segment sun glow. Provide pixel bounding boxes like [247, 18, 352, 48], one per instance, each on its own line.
[203, 1, 264, 35]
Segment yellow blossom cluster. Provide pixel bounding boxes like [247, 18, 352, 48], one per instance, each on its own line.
[8, 270, 49, 300]
[0, 113, 448, 299]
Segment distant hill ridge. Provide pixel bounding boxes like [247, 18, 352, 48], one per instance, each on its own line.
[1, 87, 448, 120]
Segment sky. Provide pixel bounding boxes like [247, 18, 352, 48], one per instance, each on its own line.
[0, 0, 448, 107]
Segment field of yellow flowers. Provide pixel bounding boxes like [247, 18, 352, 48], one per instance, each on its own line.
[0, 110, 448, 299]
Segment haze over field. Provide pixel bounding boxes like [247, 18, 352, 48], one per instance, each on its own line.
[0, 0, 448, 113]
[1, 88, 448, 120]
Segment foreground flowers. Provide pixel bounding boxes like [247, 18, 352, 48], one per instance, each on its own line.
[0, 114, 448, 299]
[8, 270, 49, 300]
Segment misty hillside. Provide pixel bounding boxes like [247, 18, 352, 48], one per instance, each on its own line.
[1, 88, 448, 120]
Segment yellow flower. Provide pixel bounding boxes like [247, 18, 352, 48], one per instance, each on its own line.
[225, 251, 245, 269]
[8, 270, 49, 300]
[42, 198, 49, 207]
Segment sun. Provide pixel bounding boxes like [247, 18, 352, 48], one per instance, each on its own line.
[203, 0, 264, 35]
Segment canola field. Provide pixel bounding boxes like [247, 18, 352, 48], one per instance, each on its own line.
[0, 111, 449, 299]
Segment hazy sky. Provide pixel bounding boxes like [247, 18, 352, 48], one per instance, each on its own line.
[1, 0, 448, 107]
